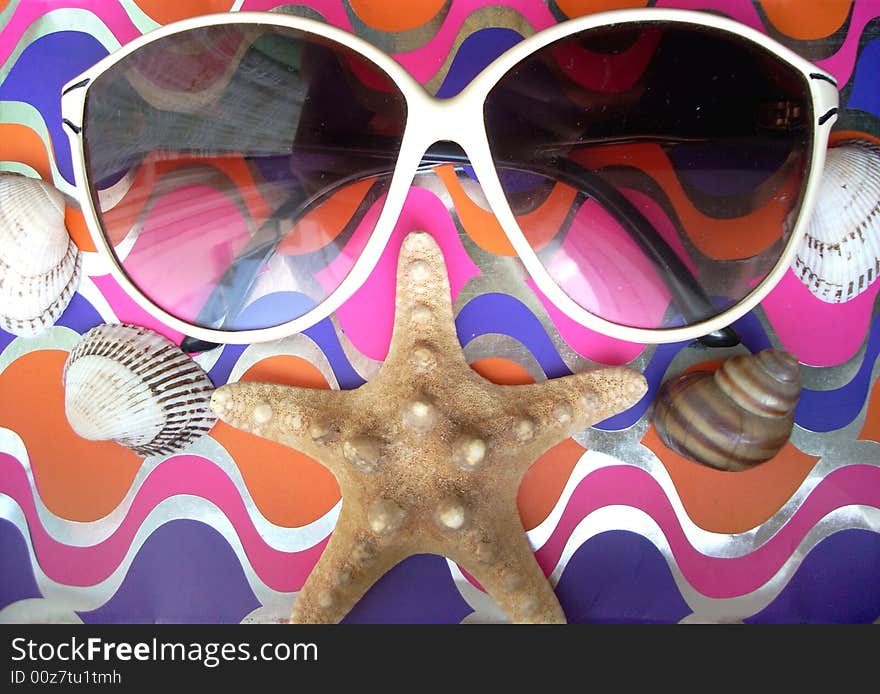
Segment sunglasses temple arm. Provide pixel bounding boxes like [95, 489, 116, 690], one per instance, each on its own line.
[179, 145, 739, 352]
[556, 162, 738, 346]
[180, 188, 312, 353]
[181, 176, 389, 353]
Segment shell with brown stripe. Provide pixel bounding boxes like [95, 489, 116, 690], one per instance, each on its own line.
[652, 349, 801, 472]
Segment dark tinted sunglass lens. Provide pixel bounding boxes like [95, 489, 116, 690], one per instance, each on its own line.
[83, 23, 407, 331]
[484, 22, 812, 330]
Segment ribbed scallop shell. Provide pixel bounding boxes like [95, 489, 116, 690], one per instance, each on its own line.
[63, 324, 217, 456]
[652, 349, 801, 471]
[793, 140, 880, 303]
[0, 173, 81, 336]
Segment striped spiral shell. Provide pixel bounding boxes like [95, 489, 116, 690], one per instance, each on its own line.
[0, 173, 81, 336]
[793, 140, 880, 303]
[63, 324, 217, 456]
[652, 349, 801, 471]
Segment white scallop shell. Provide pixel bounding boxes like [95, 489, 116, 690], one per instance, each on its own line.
[0, 173, 82, 336]
[793, 140, 880, 303]
[63, 324, 217, 456]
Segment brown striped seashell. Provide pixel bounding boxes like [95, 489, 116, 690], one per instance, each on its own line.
[63, 323, 216, 456]
[651, 349, 801, 471]
[793, 140, 880, 303]
[0, 173, 81, 336]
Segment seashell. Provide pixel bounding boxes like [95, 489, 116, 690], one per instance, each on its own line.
[793, 140, 880, 303]
[63, 323, 217, 456]
[0, 173, 81, 336]
[651, 349, 801, 471]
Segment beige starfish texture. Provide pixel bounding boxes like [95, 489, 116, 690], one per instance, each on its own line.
[210, 231, 647, 623]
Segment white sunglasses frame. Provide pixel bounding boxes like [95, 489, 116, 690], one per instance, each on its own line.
[61, 7, 839, 346]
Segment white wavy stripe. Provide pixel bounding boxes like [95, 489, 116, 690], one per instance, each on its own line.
[0, 493, 297, 620]
[547, 504, 880, 623]
[0, 0, 22, 30]
[451, 440, 877, 621]
[446, 560, 509, 624]
[0, 101, 70, 194]
[115, 0, 160, 33]
[0, 428, 340, 552]
[227, 333, 340, 389]
[0, 8, 121, 88]
[0, 161, 40, 178]
[0, 598, 85, 625]
[190, 344, 226, 375]
[0, 326, 81, 375]
[525, 443, 880, 559]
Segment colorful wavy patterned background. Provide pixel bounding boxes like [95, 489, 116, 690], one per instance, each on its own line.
[1, 0, 879, 623]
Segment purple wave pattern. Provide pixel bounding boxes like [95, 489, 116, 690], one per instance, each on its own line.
[535, 464, 880, 599]
[555, 529, 692, 624]
[78, 519, 261, 624]
[0, 517, 43, 611]
[745, 528, 880, 623]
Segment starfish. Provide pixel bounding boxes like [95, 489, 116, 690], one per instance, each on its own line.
[210, 232, 647, 623]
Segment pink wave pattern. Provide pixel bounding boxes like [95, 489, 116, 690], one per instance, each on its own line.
[329, 186, 481, 361]
[534, 463, 880, 599]
[4, 0, 875, 94]
[525, 278, 648, 365]
[761, 270, 880, 367]
[0, 0, 139, 68]
[90, 274, 185, 346]
[0, 451, 326, 592]
[6, 443, 879, 601]
[657, 0, 879, 87]
[389, 0, 555, 83]
[816, 1, 879, 87]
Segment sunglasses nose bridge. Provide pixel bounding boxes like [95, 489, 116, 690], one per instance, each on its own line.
[407, 91, 487, 155]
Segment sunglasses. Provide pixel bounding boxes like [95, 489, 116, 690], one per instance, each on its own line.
[60, 8, 838, 349]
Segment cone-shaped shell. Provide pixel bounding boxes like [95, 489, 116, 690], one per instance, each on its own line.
[63, 324, 217, 456]
[793, 140, 880, 303]
[0, 173, 81, 336]
[652, 349, 801, 471]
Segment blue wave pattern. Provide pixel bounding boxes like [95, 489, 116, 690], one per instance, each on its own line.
[746, 529, 880, 624]
[0, 518, 42, 611]
[556, 530, 692, 624]
[0, 31, 108, 183]
[77, 520, 261, 624]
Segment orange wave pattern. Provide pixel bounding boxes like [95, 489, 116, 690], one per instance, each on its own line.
[209, 355, 341, 528]
[555, 0, 650, 17]
[348, 0, 449, 31]
[0, 122, 53, 181]
[572, 142, 801, 260]
[102, 152, 274, 246]
[0, 351, 142, 522]
[136, 1, 237, 24]
[759, 0, 852, 40]
[640, 359, 820, 534]
[642, 426, 820, 535]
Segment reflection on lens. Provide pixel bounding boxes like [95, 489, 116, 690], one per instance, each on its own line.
[83, 24, 407, 331]
[484, 23, 811, 330]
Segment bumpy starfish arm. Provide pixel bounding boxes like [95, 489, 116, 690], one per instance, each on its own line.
[495, 366, 647, 472]
[452, 524, 566, 624]
[290, 504, 411, 624]
[381, 232, 469, 372]
[210, 381, 354, 474]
